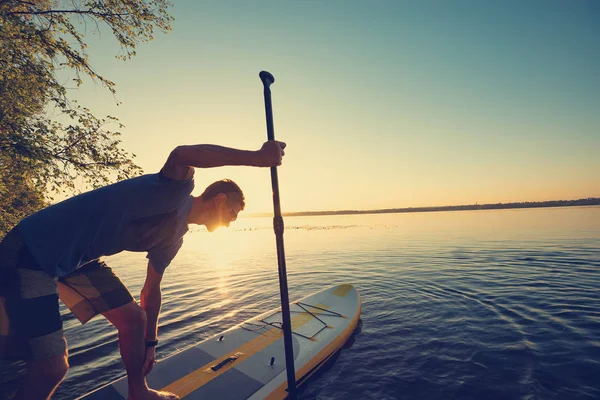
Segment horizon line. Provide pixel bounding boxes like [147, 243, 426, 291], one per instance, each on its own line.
[245, 197, 600, 218]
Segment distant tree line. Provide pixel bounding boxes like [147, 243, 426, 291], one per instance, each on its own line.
[270, 198, 600, 218]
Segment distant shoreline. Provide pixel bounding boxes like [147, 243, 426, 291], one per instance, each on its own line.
[248, 198, 600, 218]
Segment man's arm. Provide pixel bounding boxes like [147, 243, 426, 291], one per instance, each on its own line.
[139, 261, 163, 375]
[140, 261, 163, 341]
[160, 141, 286, 180]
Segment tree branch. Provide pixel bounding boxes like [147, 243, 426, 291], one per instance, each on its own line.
[8, 9, 134, 18]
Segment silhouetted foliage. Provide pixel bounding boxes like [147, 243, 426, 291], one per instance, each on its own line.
[0, 0, 173, 238]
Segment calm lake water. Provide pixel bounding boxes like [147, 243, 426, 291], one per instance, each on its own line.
[1, 206, 599, 399]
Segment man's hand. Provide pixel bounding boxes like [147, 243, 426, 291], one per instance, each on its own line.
[258, 140, 286, 167]
[142, 346, 157, 376]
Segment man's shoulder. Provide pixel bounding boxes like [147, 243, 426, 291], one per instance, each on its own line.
[118, 173, 194, 196]
[157, 170, 195, 183]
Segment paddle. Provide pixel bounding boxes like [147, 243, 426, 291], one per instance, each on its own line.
[259, 71, 298, 399]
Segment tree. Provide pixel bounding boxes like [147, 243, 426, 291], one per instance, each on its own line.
[0, 0, 173, 238]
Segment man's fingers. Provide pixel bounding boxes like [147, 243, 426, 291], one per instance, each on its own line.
[261, 140, 286, 167]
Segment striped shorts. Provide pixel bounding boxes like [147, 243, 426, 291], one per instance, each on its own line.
[0, 227, 134, 361]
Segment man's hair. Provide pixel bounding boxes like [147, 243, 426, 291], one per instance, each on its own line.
[199, 179, 245, 210]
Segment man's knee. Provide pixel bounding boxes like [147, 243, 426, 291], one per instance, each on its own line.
[104, 301, 147, 334]
[28, 353, 69, 387]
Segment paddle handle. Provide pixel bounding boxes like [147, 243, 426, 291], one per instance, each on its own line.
[259, 72, 276, 141]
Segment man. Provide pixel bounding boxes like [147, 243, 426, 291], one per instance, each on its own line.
[0, 140, 286, 400]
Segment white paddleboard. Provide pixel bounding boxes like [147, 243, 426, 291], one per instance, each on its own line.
[79, 283, 361, 399]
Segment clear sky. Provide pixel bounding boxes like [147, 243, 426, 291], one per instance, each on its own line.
[65, 1, 600, 214]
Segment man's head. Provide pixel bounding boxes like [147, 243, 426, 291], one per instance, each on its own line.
[193, 179, 245, 231]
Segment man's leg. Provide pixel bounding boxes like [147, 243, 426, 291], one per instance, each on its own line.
[103, 302, 149, 398]
[0, 227, 70, 400]
[13, 352, 69, 400]
[58, 261, 177, 400]
[103, 302, 178, 400]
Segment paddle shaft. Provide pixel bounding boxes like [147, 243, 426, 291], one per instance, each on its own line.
[259, 71, 298, 399]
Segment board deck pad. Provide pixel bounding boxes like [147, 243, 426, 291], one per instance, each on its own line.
[79, 284, 361, 400]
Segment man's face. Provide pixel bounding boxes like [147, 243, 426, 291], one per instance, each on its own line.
[207, 195, 242, 232]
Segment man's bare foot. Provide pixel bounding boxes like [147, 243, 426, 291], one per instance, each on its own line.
[129, 388, 179, 400]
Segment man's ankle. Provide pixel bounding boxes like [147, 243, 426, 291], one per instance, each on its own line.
[128, 381, 150, 397]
